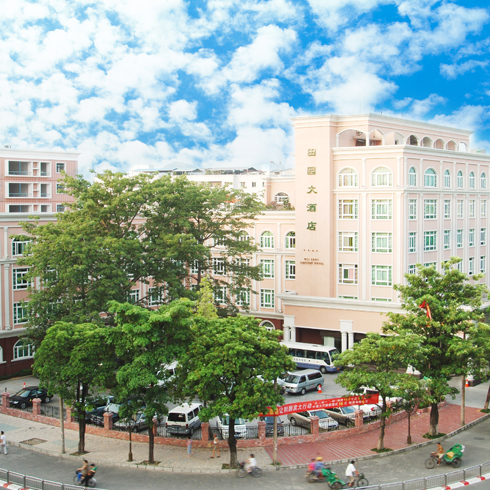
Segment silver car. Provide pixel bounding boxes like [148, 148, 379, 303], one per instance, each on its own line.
[287, 410, 339, 430]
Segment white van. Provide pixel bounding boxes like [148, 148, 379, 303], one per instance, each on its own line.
[283, 369, 323, 395]
[166, 402, 202, 435]
[211, 414, 247, 439]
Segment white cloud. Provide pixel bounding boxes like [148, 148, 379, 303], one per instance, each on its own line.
[429, 105, 489, 131]
[440, 60, 489, 79]
[168, 100, 198, 122]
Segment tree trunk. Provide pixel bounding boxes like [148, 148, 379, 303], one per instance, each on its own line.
[407, 410, 412, 445]
[461, 376, 466, 426]
[377, 397, 386, 451]
[78, 411, 86, 454]
[228, 418, 238, 468]
[148, 422, 155, 464]
[60, 398, 65, 454]
[429, 402, 439, 436]
[484, 385, 490, 410]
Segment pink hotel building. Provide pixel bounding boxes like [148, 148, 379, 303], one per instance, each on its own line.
[1, 113, 490, 375]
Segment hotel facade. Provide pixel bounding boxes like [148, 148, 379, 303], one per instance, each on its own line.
[1, 113, 490, 375]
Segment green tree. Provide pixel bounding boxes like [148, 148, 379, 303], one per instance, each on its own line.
[334, 332, 422, 451]
[384, 258, 489, 436]
[178, 315, 295, 467]
[107, 299, 195, 464]
[33, 322, 117, 454]
[195, 276, 218, 318]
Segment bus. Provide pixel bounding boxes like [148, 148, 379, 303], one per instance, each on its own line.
[282, 341, 340, 373]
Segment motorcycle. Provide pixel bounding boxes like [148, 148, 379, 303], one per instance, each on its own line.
[73, 466, 98, 488]
[236, 462, 263, 478]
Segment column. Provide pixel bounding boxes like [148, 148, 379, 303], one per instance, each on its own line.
[290, 326, 296, 342]
[340, 320, 353, 350]
[348, 332, 354, 349]
[4, 264, 10, 330]
[341, 331, 347, 352]
[283, 326, 290, 342]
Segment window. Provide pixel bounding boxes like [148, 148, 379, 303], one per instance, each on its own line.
[9, 183, 29, 197]
[469, 200, 475, 219]
[444, 230, 450, 249]
[339, 200, 358, 219]
[9, 205, 30, 213]
[482, 200, 487, 218]
[238, 231, 250, 242]
[424, 168, 437, 187]
[12, 237, 30, 256]
[251, 182, 256, 188]
[56, 163, 66, 173]
[409, 200, 417, 220]
[469, 172, 475, 189]
[339, 296, 358, 300]
[235, 290, 250, 307]
[214, 286, 227, 305]
[424, 200, 437, 219]
[424, 231, 437, 251]
[56, 184, 65, 194]
[213, 236, 226, 247]
[260, 231, 274, 248]
[372, 199, 392, 219]
[469, 229, 475, 247]
[444, 200, 451, 219]
[456, 261, 463, 272]
[457, 170, 463, 189]
[408, 265, 416, 274]
[213, 258, 226, 275]
[481, 228, 486, 246]
[424, 262, 437, 269]
[482, 172, 487, 190]
[260, 289, 274, 308]
[148, 287, 163, 306]
[457, 229, 463, 248]
[13, 268, 30, 290]
[372, 298, 392, 302]
[259, 320, 275, 331]
[190, 261, 200, 274]
[372, 167, 393, 187]
[339, 232, 358, 252]
[408, 167, 417, 186]
[56, 204, 65, 213]
[285, 232, 295, 249]
[285, 260, 296, 279]
[372, 233, 392, 253]
[274, 192, 289, 203]
[457, 200, 464, 218]
[444, 169, 451, 188]
[408, 232, 417, 253]
[241, 182, 246, 188]
[469, 257, 475, 276]
[481, 256, 486, 274]
[127, 289, 140, 303]
[372, 265, 392, 286]
[13, 340, 34, 360]
[260, 259, 275, 278]
[8, 161, 29, 176]
[13, 302, 28, 324]
[338, 168, 358, 187]
[338, 264, 358, 284]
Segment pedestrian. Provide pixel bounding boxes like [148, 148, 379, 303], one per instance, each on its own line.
[0, 431, 7, 455]
[345, 460, 359, 487]
[211, 433, 220, 458]
[187, 435, 192, 457]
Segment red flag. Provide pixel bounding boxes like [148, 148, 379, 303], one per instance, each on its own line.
[419, 300, 432, 320]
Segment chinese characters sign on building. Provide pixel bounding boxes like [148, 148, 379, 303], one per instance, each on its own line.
[263, 394, 379, 416]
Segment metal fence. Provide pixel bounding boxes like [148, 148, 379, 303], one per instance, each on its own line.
[0, 467, 102, 490]
[40, 405, 66, 419]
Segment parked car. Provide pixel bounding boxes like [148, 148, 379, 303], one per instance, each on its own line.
[287, 410, 339, 430]
[166, 403, 202, 436]
[85, 396, 115, 421]
[114, 412, 149, 432]
[323, 406, 369, 427]
[10, 386, 51, 409]
[283, 369, 323, 395]
[261, 416, 285, 436]
[256, 375, 286, 394]
[211, 414, 247, 439]
[92, 399, 143, 426]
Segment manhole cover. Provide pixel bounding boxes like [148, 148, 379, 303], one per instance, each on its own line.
[20, 438, 47, 446]
[475, 437, 485, 440]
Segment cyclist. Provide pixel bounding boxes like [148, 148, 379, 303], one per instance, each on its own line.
[313, 456, 324, 479]
[346, 460, 359, 487]
[433, 443, 445, 465]
[246, 454, 257, 473]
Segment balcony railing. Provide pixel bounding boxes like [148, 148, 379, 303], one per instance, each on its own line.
[8, 193, 30, 198]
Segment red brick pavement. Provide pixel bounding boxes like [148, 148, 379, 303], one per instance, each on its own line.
[267, 405, 484, 465]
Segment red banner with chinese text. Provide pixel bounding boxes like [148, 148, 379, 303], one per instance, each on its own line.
[263, 394, 379, 417]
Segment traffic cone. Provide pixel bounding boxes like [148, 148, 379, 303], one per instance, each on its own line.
[23, 382, 25, 388]
[318, 384, 322, 394]
[465, 379, 470, 388]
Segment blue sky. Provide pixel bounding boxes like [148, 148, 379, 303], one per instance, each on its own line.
[1, 0, 489, 177]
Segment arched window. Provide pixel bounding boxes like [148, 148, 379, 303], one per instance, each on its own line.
[481, 172, 487, 190]
[434, 139, 445, 149]
[457, 170, 464, 189]
[444, 170, 451, 188]
[447, 141, 456, 151]
[421, 137, 432, 147]
[260, 231, 274, 249]
[338, 168, 358, 187]
[469, 171, 475, 189]
[238, 231, 250, 242]
[372, 167, 392, 187]
[285, 231, 295, 249]
[459, 142, 468, 152]
[424, 168, 437, 188]
[13, 340, 34, 360]
[408, 135, 418, 146]
[12, 237, 31, 257]
[408, 167, 417, 186]
[259, 321, 275, 332]
[273, 192, 289, 204]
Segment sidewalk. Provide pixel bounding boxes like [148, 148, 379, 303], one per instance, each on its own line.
[0, 403, 486, 473]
